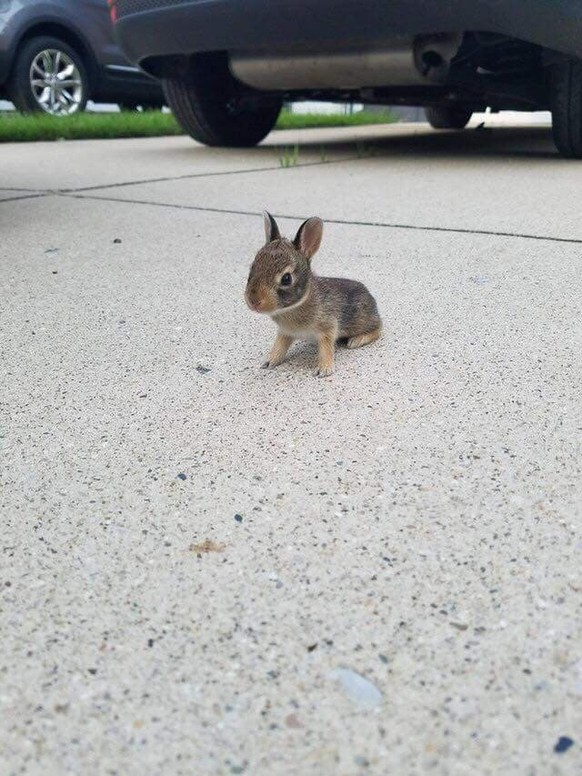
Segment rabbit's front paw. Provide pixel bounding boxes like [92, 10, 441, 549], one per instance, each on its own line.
[262, 334, 293, 370]
[314, 365, 334, 377]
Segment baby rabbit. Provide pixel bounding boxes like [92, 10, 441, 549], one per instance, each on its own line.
[245, 212, 381, 376]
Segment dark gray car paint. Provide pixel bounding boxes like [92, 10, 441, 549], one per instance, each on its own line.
[0, 0, 162, 103]
[114, 0, 582, 72]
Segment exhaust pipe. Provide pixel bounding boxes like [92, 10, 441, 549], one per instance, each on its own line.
[230, 34, 462, 90]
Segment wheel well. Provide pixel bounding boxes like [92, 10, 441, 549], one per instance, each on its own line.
[15, 23, 98, 91]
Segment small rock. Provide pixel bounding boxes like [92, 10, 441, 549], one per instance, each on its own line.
[177, 472, 187, 480]
[87, 668, 97, 675]
[307, 643, 318, 653]
[554, 736, 574, 754]
[196, 365, 211, 374]
[378, 654, 389, 664]
[330, 667, 383, 709]
[52, 270, 58, 275]
[450, 621, 469, 631]
[44, 247, 59, 254]
[234, 514, 243, 523]
[113, 238, 122, 244]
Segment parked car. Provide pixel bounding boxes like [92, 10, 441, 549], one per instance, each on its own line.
[113, 0, 582, 157]
[0, 0, 164, 115]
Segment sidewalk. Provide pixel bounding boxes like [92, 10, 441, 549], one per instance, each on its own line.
[1, 123, 580, 776]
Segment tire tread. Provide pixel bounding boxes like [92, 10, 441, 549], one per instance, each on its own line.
[551, 60, 582, 158]
[163, 57, 281, 147]
[425, 105, 473, 130]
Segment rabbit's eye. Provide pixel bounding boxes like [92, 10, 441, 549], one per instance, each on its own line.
[280, 273, 292, 286]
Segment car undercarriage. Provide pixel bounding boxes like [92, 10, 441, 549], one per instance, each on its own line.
[114, 0, 582, 156]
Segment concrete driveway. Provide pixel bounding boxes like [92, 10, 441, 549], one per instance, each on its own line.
[1, 122, 581, 776]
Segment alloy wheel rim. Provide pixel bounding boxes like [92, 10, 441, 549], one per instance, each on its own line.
[30, 49, 83, 115]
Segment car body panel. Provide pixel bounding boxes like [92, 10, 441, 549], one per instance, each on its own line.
[114, 0, 582, 70]
[0, 0, 163, 103]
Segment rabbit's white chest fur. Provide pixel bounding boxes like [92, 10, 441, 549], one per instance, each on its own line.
[276, 322, 319, 341]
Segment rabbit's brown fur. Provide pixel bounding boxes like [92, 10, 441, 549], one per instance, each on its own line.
[245, 212, 381, 376]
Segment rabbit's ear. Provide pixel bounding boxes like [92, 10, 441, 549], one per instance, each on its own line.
[263, 211, 281, 243]
[293, 217, 323, 261]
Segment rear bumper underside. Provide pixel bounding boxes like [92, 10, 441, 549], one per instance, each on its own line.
[115, 0, 582, 73]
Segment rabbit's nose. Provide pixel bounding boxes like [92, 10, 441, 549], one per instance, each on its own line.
[245, 288, 262, 311]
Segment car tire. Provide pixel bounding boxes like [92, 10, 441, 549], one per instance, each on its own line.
[8, 36, 89, 116]
[550, 59, 582, 158]
[162, 53, 281, 147]
[425, 105, 473, 129]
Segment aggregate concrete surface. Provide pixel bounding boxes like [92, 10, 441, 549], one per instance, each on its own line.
[1, 122, 581, 776]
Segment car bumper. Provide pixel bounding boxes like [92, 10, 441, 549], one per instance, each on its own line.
[114, 0, 582, 72]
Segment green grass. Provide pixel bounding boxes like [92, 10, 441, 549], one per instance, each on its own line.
[279, 143, 299, 167]
[278, 109, 395, 130]
[0, 109, 182, 142]
[0, 107, 396, 143]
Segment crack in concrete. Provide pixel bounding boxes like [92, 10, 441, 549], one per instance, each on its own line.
[57, 155, 361, 194]
[0, 186, 44, 192]
[0, 192, 49, 204]
[0, 155, 359, 202]
[58, 191, 582, 246]
[4, 146, 579, 245]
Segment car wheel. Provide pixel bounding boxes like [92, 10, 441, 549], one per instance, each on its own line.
[8, 36, 88, 116]
[162, 53, 282, 147]
[425, 105, 473, 129]
[550, 59, 582, 158]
